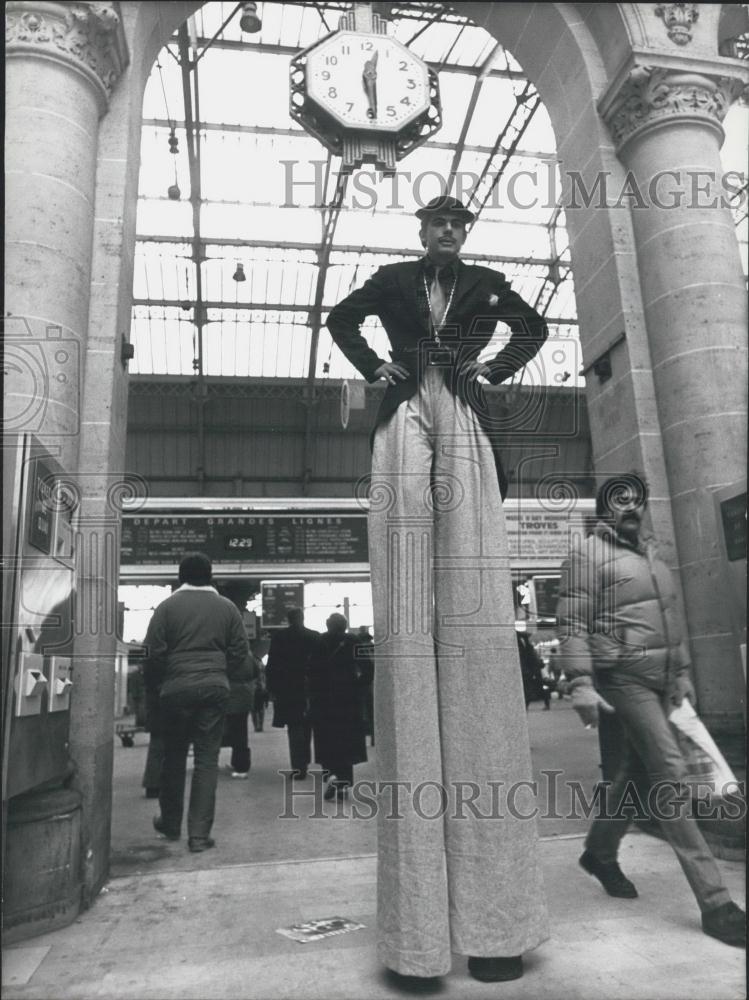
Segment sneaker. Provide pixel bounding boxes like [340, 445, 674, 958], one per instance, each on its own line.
[579, 850, 638, 898]
[188, 837, 216, 853]
[230, 772, 249, 780]
[468, 956, 523, 982]
[702, 901, 746, 948]
[153, 816, 180, 841]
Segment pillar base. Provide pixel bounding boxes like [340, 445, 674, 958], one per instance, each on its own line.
[2, 787, 83, 944]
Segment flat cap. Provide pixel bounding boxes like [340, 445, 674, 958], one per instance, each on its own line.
[415, 195, 475, 222]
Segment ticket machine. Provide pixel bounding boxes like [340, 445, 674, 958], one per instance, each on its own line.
[2, 433, 80, 939]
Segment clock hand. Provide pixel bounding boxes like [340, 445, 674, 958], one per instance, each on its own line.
[362, 51, 378, 118]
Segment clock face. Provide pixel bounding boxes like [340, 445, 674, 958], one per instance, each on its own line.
[305, 31, 430, 132]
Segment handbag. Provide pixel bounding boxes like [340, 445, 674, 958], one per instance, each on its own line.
[669, 700, 740, 797]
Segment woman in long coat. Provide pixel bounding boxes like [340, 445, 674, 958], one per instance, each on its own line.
[309, 613, 369, 799]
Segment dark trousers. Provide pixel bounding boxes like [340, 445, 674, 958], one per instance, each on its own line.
[586, 682, 730, 913]
[251, 702, 265, 732]
[325, 762, 353, 786]
[224, 712, 251, 773]
[287, 719, 312, 774]
[159, 685, 229, 840]
[142, 733, 165, 789]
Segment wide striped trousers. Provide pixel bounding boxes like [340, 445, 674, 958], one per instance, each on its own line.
[368, 368, 549, 976]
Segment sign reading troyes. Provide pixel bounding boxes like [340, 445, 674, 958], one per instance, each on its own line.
[120, 514, 369, 565]
[504, 509, 590, 565]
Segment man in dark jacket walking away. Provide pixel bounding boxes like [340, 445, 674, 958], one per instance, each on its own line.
[266, 608, 319, 779]
[309, 613, 370, 800]
[557, 475, 745, 948]
[143, 553, 249, 852]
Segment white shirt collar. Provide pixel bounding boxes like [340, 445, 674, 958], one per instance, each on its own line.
[176, 583, 219, 593]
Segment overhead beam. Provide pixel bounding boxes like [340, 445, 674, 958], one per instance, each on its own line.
[131, 297, 577, 325]
[301, 162, 349, 494]
[186, 35, 526, 80]
[134, 238, 569, 270]
[177, 23, 208, 489]
[142, 116, 556, 160]
[446, 41, 501, 191]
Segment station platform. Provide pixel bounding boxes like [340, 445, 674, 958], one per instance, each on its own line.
[3, 705, 745, 999]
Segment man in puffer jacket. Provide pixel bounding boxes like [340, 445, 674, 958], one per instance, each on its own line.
[557, 475, 745, 948]
[144, 552, 250, 852]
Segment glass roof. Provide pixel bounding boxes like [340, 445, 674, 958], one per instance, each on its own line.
[133, 1, 748, 385]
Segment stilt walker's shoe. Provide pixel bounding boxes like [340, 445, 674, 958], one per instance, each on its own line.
[468, 956, 523, 982]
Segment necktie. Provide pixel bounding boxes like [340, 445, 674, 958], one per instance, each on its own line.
[429, 270, 447, 329]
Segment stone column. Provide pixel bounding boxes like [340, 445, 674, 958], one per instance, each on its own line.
[5, 1, 128, 467]
[5, 0, 129, 909]
[599, 56, 748, 743]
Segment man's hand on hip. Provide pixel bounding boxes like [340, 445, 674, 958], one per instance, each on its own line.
[461, 361, 492, 382]
[374, 362, 410, 385]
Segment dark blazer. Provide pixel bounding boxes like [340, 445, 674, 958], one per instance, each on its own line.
[326, 258, 549, 495]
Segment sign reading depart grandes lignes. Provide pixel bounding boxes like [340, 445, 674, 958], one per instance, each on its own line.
[120, 513, 369, 565]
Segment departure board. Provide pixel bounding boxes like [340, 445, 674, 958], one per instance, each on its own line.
[261, 581, 304, 628]
[120, 513, 369, 565]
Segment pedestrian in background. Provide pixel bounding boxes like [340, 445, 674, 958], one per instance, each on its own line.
[355, 625, 375, 745]
[517, 631, 550, 710]
[143, 552, 249, 853]
[222, 650, 260, 779]
[250, 650, 268, 733]
[557, 474, 745, 948]
[309, 613, 369, 800]
[266, 608, 319, 780]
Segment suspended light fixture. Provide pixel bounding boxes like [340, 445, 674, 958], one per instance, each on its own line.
[167, 183, 181, 200]
[232, 263, 246, 282]
[239, 2, 262, 33]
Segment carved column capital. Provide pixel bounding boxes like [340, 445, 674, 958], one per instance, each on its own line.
[5, 1, 129, 112]
[599, 60, 748, 152]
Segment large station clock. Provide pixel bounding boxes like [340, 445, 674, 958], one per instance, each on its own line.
[290, 5, 441, 174]
[306, 31, 431, 131]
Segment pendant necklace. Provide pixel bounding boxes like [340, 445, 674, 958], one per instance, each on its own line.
[423, 273, 456, 345]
